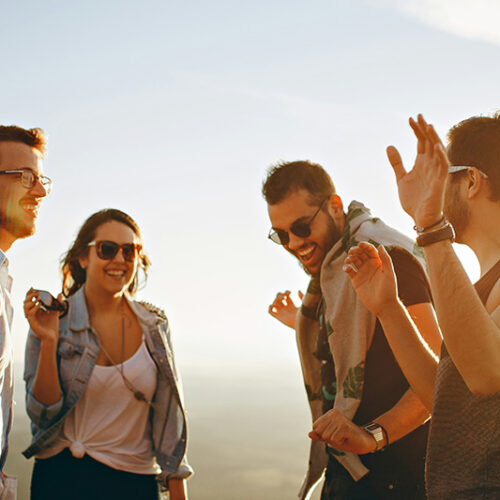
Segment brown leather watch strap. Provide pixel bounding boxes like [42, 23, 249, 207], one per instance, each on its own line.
[416, 222, 455, 247]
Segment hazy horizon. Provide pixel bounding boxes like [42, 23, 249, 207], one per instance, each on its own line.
[2, 0, 499, 497]
[7, 363, 322, 500]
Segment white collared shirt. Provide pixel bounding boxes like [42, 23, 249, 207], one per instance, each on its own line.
[0, 251, 14, 471]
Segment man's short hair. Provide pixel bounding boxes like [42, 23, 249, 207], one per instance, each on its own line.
[262, 160, 336, 205]
[447, 111, 500, 201]
[0, 126, 47, 157]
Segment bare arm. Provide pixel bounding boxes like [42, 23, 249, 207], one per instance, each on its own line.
[169, 478, 188, 500]
[387, 113, 500, 395]
[345, 242, 439, 410]
[378, 300, 437, 411]
[310, 386, 429, 453]
[375, 291, 442, 426]
[374, 389, 429, 444]
[423, 241, 500, 395]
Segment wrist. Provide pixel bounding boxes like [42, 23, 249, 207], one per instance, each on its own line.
[363, 422, 388, 452]
[416, 222, 455, 247]
[40, 336, 58, 350]
[413, 214, 445, 234]
[377, 297, 403, 322]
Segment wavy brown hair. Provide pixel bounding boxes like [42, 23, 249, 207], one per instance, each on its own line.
[61, 209, 151, 297]
[262, 160, 336, 206]
[0, 125, 48, 156]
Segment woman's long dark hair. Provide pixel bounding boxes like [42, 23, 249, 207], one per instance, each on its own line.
[61, 209, 151, 297]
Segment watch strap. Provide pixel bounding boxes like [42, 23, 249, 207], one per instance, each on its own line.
[416, 222, 455, 247]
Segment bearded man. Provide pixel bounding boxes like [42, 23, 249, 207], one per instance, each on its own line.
[263, 160, 441, 499]
[0, 126, 50, 498]
[344, 113, 500, 498]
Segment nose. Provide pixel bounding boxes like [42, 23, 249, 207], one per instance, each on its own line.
[287, 232, 306, 251]
[113, 249, 126, 262]
[31, 178, 48, 197]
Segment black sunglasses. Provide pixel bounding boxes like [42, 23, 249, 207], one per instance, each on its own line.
[268, 198, 327, 245]
[88, 240, 142, 262]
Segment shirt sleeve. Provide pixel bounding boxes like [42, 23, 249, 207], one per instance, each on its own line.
[388, 247, 432, 307]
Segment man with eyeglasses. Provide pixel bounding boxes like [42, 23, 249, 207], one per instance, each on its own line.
[0, 125, 50, 498]
[263, 161, 442, 499]
[344, 113, 500, 498]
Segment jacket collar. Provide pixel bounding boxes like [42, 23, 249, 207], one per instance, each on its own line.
[68, 287, 91, 332]
[68, 286, 158, 332]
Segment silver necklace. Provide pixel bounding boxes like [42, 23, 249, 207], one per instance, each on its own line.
[91, 299, 171, 420]
[93, 300, 149, 403]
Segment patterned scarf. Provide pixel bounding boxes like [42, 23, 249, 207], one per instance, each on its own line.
[296, 201, 426, 498]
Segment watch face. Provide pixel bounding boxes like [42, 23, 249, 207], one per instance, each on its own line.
[364, 423, 384, 450]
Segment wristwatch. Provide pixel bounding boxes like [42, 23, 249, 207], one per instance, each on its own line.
[363, 422, 387, 452]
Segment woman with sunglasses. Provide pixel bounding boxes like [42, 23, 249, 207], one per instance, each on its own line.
[22, 209, 192, 500]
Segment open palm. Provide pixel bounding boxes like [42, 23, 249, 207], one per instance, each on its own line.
[387, 114, 450, 228]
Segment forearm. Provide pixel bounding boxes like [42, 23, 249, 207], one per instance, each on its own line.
[424, 241, 500, 395]
[378, 300, 438, 411]
[33, 338, 62, 405]
[374, 389, 430, 445]
[169, 478, 187, 500]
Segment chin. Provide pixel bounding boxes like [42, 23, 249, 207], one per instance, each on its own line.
[3, 216, 36, 240]
[297, 260, 319, 276]
[9, 225, 36, 240]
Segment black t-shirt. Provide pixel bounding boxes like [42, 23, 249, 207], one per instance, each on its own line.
[316, 247, 432, 493]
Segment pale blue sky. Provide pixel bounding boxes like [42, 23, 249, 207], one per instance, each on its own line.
[2, 0, 499, 371]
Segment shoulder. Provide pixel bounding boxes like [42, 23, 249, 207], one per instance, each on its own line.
[386, 246, 426, 279]
[136, 300, 168, 323]
[386, 246, 431, 306]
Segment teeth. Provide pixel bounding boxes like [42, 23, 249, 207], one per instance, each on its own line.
[106, 271, 125, 277]
[297, 246, 315, 258]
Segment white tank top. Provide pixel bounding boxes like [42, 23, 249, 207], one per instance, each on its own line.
[38, 339, 160, 475]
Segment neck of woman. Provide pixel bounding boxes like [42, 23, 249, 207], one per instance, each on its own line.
[83, 284, 126, 318]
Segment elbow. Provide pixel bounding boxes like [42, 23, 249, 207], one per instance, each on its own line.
[26, 392, 63, 429]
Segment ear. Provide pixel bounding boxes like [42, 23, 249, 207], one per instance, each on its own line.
[465, 167, 486, 199]
[326, 194, 344, 220]
[78, 255, 88, 270]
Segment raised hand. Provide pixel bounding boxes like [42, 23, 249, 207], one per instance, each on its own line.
[268, 290, 303, 329]
[387, 114, 450, 228]
[309, 408, 376, 455]
[24, 288, 60, 343]
[343, 243, 398, 316]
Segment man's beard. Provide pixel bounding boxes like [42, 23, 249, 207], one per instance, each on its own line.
[297, 213, 343, 276]
[0, 209, 35, 240]
[444, 181, 470, 243]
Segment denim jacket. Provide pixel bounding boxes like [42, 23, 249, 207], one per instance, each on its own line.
[22, 287, 193, 485]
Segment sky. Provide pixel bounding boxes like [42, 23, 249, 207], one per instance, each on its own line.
[1, 0, 499, 374]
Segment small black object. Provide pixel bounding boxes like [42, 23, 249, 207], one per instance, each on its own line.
[36, 290, 69, 317]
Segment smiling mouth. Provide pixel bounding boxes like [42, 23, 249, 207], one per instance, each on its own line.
[296, 244, 316, 263]
[20, 201, 41, 216]
[105, 270, 126, 278]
